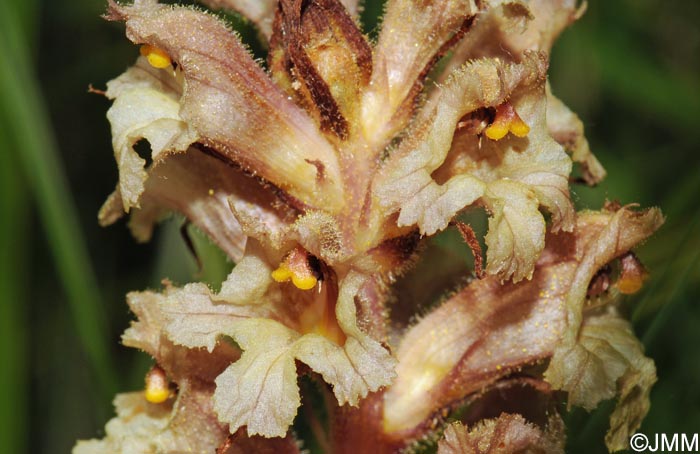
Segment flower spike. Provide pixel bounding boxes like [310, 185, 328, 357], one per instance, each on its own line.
[79, 1, 662, 452]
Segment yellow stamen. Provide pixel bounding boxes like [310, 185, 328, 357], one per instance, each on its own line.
[484, 120, 510, 140]
[485, 102, 530, 140]
[144, 365, 170, 404]
[617, 276, 644, 295]
[509, 116, 530, 137]
[140, 44, 172, 69]
[617, 252, 648, 295]
[271, 265, 293, 283]
[291, 274, 318, 291]
[271, 246, 318, 290]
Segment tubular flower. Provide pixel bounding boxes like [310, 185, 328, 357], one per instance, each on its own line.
[76, 0, 662, 452]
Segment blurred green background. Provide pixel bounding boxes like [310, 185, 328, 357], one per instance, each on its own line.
[0, 0, 698, 452]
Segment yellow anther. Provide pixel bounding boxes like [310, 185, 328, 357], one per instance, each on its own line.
[271, 246, 318, 291]
[272, 263, 318, 290]
[291, 274, 318, 291]
[509, 116, 530, 137]
[140, 44, 172, 69]
[144, 365, 170, 404]
[271, 265, 293, 283]
[145, 386, 170, 404]
[484, 122, 510, 141]
[485, 102, 530, 140]
[617, 275, 644, 295]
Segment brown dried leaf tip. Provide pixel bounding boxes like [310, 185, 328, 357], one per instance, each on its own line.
[76, 1, 663, 453]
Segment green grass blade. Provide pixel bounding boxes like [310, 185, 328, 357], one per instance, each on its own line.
[0, 112, 29, 454]
[639, 214, 700, 348]
[0, 2, 118, 399]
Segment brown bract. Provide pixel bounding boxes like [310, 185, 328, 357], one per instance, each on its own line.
[437, 413, 565, 454]
[78, 0, 662, 452]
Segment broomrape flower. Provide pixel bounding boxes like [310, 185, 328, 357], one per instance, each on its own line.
[75, 0, 662, 452]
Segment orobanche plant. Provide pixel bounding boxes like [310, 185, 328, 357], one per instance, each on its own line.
[75, 0, 663, 452]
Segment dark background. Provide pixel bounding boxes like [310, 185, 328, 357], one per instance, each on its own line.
[0, 0, 698, 452]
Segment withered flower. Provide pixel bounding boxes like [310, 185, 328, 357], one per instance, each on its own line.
[75, 0, 662, 453]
